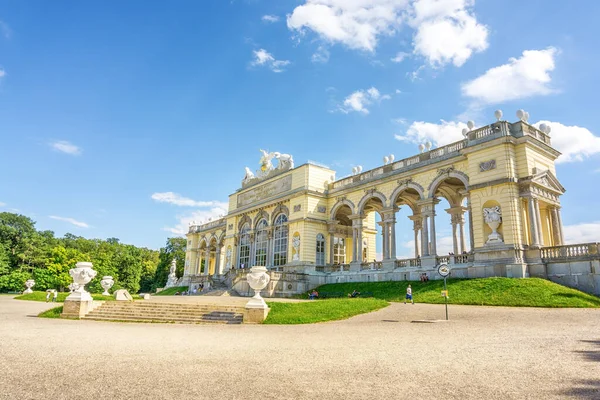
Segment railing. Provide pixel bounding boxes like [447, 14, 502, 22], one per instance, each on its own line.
[360, 262, 382, 271]
[189, 218, 227, 233]
[330, 139, 467, 190]
[452, 254, 470, 264]
[522, 123, 551, 145]
[436, 256, 450, 264]
[541, 243, 600, 260]
[395, 258, 421, 268]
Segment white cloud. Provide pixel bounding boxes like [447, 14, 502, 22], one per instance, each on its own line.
[151, 192, 228, 209]
[0, 202, 6, 207]
[563, 221, 600, 245]
[49, 216, 89, 228]
[395, 89, 402, 94]
[409, 0, 488, 67]
[163, 208, 227, 236]
[250, 49, 291, 73]
[262, 15, 280, 23]
[287, 0, 407, 52]
[534, 121, 600, 164]
[50, 140, 82, 155]
[338, 87, 390, 114]
[391, 51, 410, 63]
[461, 47, 558, 105]
[0, 69, 5, 78]
[287, 0, 486, 67]
[395, 119, 467, 146]
[312, 45, 330, 63]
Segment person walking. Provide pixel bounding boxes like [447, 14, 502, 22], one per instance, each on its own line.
[52, 290, 58, 302]
[404, 285, 414, 304]
[46, 291, 51, 303]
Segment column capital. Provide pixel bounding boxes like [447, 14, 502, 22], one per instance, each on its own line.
[417, 198, 439, 215]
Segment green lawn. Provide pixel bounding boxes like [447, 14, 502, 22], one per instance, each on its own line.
[307, 278, 600, 308]
[15, 291, 138, 302]
[38, 306, 63, 318]
[154, 286, 188, 296]
[264, 298, 389, 324]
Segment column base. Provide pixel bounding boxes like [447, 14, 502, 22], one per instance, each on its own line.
[62, 299, 94, 318]
[382, 260, 395, 271]
[244, 300, 270, 323]
[349, 261, 361, 272]
[420, 256, 438, 268]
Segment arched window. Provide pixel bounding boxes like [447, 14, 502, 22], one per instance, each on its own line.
[254, 219, 268, 266]
[238, 223, 250, 268]
[316, 233, 325, 265]
[273, 214, 288, 267]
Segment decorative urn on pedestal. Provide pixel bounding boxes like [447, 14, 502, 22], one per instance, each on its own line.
[483, 206, 503, 244]
[67, 262, 97, 301]
[245, 266, 271, 309]
[24, 279, 35, 294]
[100, 276, 114, 295]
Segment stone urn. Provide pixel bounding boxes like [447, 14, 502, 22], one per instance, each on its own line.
[67, 262, 97, 301]
[24, 279, 35, 294]
[483, 206, 503, 244]
[246, 266, 271, 308]
[67, 283, 79, 293]
[100, 276, 114, 295]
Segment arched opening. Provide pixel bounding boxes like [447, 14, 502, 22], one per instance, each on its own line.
[430, 176, 471, 260]
[254, 219, 268, 266]
[238, 223, 250, 268]
[360, 196, 385, 263]
[331, 204, 352, 264]
[272, 214, 288, 267]
[198, 239, 207, 274]
[391, 187, 423, 261]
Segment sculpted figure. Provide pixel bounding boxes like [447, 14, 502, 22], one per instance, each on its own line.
[273, 152, 294, 170]
[243, 167, 255, 184]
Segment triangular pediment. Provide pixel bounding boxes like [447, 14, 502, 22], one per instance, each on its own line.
[530, 170, 566, 194]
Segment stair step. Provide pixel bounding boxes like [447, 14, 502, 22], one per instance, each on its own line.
[83, 316, 242, 324]
[85, 312, 242, 320]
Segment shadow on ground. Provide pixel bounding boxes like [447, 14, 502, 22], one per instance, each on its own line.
[560, 340, 600, 398]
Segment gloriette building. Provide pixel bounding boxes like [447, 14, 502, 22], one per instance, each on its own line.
[183, 113, 600, 296]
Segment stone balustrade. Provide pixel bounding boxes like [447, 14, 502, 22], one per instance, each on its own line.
[541, 243, 600, 260]
[395, 258, 422, 268]
[188, 218, 227, 233]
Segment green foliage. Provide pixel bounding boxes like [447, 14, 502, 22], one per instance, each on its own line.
[0, 212, 172, 295]
[154, 286, 188, 296]
[310, 278, 600, 308]
[264, 298, 389, 324]
[38, 306, 63, 318]
[15, 290, 140, 302]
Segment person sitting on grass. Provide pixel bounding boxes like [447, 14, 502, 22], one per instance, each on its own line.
[308, 290, 319, 300]
[349, 290, 361, 298]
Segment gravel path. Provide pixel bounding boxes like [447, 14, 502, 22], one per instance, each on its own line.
[1, 295, 599, 400]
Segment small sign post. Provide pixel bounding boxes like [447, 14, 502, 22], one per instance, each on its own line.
[437, 263, 450, 321]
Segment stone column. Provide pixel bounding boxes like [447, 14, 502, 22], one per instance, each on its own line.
[204, 248, 210, 276]
[356, 222, 363, 262]
[327, 221, 338, 265]
[429, 208, 437, 256]
[534, 199, 544, 246]
[215, 246, 221, 275]
[421, 215, 429, 256]
[556, 207, 565, 245]
[451, 216, 458, 255]
[389, 218, 396, 260]
[550, 206, 563, 246]
[249, 232, 256, 267]
[378, 221, 388, 260]
[528, 197, 540, 247]
[409, 215, 421, 258]
[465, 195, 475, 252]
[265, 228, 273, 267]
[351, 225, 358, 262]
[459, 217, 467, 253]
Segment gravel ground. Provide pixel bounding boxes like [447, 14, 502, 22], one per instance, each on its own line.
[1, 295, 599, 400]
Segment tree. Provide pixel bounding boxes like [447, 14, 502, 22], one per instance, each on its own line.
[152, 237, 186, 290]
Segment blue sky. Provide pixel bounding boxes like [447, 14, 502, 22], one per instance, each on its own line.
[1, 0, 599, 251]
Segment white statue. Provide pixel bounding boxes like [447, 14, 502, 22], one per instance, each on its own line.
[243, 167, 255, 184]
[292, 234, 300, 261]
[258, 149, 275, 177]
[67, 262, 97, 302]
[165, 259, 178, 288]
[100, 276, 114, 296]
[245, 266, 271, 309]
[24, 279, 35, 294]
[483, 206, 503, 244]
[273, 152, 294, 170]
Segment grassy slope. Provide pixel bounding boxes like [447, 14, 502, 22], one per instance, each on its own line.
[38, 306, 63, 318]
[309, 278, 600, 308]
[15, 291, 137, 302]
[154, 286, 188, 296]
[264, 298, 389, 324]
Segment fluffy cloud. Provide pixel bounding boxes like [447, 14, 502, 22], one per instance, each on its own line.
[338, 87, 391, 114]
[49, 216, 89, 228]
[462, 47, 557, 105]
[534, 121, 600, 163]
[287, 0, 406, 52]
[152, 192, 228, 236]
[311, 45, 330, 63]
[563, 221, 600, 245]
[0, 202, 6, 207]
[151, 192, 228, 209]
[395, 119, 467, 146]
[0, 69, 5, 78]
[409, 0, 488, 67]
[50, 140, 82, 155]
[250, 49, 291, 73]
[262, 15, 279, 23]
[287, 0, 487, 67]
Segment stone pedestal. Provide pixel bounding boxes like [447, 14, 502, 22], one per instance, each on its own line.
[349, 261, 361, 272]
[244, 305, 270, 323]
[420, 256, 438, 269]
[62, 299, 94, 318]
[382, 260, 396, 271]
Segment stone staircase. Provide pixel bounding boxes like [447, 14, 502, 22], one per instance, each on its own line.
[83, 301, 245, 324]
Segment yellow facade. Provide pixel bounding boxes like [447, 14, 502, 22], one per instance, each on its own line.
[185, 119, 566, 278]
